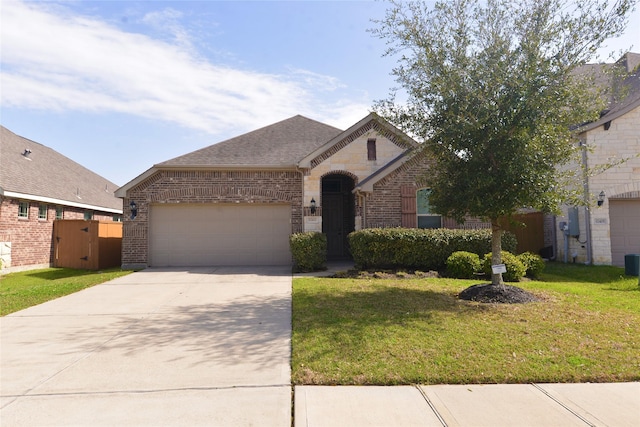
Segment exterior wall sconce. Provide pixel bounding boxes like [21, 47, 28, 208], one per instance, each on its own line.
[597, 191, 606, 207]
[310, 198, 317, 215]
[129, 200, 138, 219]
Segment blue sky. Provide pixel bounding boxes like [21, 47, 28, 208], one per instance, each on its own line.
[2, 0, 639, 186]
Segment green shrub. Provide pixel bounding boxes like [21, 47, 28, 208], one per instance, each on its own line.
[482, 251, 526, 282]
[446, 251, 481, 279]
[290, 232, 327, 272]
[348, 228, 517, 271]
[518, 252, 546, 278]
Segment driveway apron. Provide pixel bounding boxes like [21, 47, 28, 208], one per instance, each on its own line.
[1, 267, 292, 426]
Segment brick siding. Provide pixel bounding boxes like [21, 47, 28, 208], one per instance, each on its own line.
[0, 197, 119, 270]
[365, 154, 433, 228]
[122, 169, 303, 267]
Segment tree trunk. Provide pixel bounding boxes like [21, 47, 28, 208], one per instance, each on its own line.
[491, 220, 504, 287]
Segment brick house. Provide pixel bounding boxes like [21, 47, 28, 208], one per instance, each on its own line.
[0, 126, 123, 273]
[116, 113, 487, 269]
[555, 52, 640, 266]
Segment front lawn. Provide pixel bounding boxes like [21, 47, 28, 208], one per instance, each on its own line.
[292, 262, 640, 385]
[0, 268, 133, 315]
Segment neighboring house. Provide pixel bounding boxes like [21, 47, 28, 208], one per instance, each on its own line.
[0, 126, 123, 273]
[116, 113, 488, 269]
[555, 52, 640, 267]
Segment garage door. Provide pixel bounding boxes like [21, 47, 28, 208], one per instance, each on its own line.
[609, 199, 640, 267]
[149, 204, 291, 267]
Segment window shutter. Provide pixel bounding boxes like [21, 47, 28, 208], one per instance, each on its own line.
[401, 185, 417, 228]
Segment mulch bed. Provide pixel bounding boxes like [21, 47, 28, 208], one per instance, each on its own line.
[458, 283, 540, 304]
[329, 268, 539, 304]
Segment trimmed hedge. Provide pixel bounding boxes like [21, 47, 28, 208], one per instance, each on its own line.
[518, 252, 546, 278]
[481, 251, 526, 282]
[290, 232, 327, 272]
[446, 251, 481, 279]
[348, 228, 517, 271]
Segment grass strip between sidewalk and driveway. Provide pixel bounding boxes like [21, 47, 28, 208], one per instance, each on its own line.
[292, 262, 640, 385]
[1, 268, 133, 316]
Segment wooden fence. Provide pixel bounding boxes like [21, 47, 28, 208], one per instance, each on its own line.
[53, 220, 122, 270]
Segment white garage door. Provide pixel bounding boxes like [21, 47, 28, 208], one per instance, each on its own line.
[609, 199, 640, 267]
[150, 204, 291, 267]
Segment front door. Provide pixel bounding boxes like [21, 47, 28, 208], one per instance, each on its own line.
[322, 174, 355, 260]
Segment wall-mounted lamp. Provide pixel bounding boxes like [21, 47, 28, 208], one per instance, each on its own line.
[310, 198, 317, 215]
[129, 200, 138, 219]
[597, 191, 606, 207]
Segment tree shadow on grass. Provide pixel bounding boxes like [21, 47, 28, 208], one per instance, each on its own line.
[22, 268, 95, 281]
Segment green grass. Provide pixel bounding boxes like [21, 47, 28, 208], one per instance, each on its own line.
[292, 262, 640, 385]
[0, 268, 133, 315]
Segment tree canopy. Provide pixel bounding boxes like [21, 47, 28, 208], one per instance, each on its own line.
[372, 0, 634, 285]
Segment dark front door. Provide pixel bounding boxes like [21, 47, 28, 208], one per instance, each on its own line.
[322, 174, 355, 260]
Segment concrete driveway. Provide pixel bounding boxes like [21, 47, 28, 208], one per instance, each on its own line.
[1, 267, 292, 426]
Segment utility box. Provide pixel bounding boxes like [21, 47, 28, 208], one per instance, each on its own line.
[53, 220, 122, 270]
[624, 254, 640, 276]
[568, 206, 580, 237]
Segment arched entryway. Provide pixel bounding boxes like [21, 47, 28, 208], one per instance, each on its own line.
[321, 173, 355, 260]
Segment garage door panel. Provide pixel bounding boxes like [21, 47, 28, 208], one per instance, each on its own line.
[610, 199, 640, 267]
[150, 204, 291, 267]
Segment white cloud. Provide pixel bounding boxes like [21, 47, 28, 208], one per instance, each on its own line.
[0, 0, 367, 134]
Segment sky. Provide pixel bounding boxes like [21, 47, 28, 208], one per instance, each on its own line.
[2, 0, 639, 186]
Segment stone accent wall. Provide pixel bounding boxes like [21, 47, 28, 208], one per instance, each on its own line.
[556, 104, 640, 265]
[304, 130, 406, 213]
[0, 197, 118, 272]
[122, 169, 303, 268]
[309, 120, 414, 169]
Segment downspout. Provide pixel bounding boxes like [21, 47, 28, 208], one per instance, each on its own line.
[580, 139, 593, 265]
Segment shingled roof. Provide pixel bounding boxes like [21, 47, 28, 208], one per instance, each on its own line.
[158, 115, 343, 168]
[575, 52, 640, 133]
[0, 126, 122, 212]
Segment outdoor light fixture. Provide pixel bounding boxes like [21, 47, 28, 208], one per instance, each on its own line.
[129, 200, 138, 219]
[310, 198, 317, 215]
[597, 191, 606, 207]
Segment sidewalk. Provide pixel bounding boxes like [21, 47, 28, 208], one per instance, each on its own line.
[294, 382, 640, 427]
[294, 265, 639, 426]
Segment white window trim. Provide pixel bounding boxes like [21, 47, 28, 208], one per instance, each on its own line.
[18, 201, 29, 219]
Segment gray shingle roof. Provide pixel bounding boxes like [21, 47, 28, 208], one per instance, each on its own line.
[575, 52, 640, 133]
[157, 115, 343, 168]
[1, 126, 122, 212]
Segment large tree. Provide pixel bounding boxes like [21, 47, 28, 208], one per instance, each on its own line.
[373, 0, 634, 286]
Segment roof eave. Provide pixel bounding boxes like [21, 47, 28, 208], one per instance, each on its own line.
[353, 150, 413, 193]
[1, 189, 123, 214]
[578, 93, 640, 134]
[298, 112, 417, 169]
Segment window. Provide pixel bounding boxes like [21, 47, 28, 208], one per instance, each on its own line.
[112, 214, 122, 222]
[56, 206, 64, 219]
[84, 211, 93, 220]
[367, 138, 377, 161]
[18, 201, 29, 219]
[416, 188, 442, 229]
[38, 204, 48, 220]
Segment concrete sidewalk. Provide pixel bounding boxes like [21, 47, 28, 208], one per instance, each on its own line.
[3, 265, 639, 426]
[295, 383, 640, 426]
[1, 267, 292, 426]
[295, 263, 639, 426]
